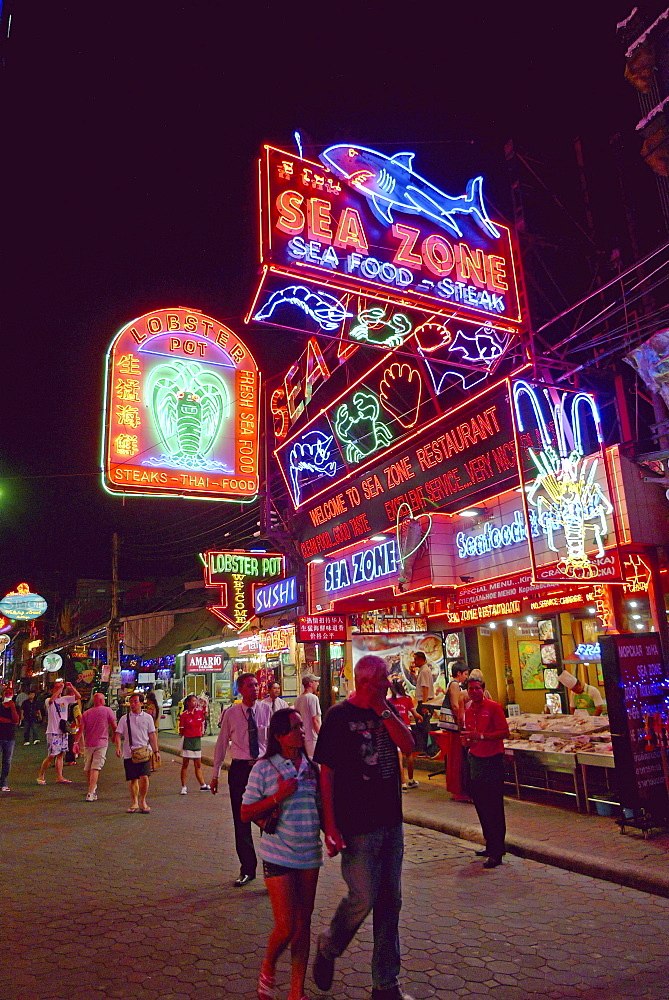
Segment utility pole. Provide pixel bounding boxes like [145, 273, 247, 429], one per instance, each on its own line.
[105, 532, 121, 704]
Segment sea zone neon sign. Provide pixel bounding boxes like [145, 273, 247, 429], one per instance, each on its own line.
[256, 145, 521, 327]
[102, 308, 260, 501]
[324, 539, 399, 593]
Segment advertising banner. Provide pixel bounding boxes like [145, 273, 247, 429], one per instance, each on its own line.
[102, 307, 260, 501]
[296, 615, 348, 643]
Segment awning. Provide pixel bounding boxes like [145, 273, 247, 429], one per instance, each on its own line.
[142, 608, 224, 660]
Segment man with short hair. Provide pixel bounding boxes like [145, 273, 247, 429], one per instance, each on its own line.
[411, 651, 434, 754]
[37, 680, 81, 786]
[20, 691, 42, 744]
[0, 684, 19, 793]
[211, 672, 271, 886]
[462, 675, 509, 869]
[313, 654, 416, 1000]
[75, 692, 117, 801]
[115, 692, 160, 813]
[261, 680, 289, 716]
[294, 673, 321, 756]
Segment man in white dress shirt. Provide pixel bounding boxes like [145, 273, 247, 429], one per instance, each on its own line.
[261, 680, 289, 716]
[211, 673, 271, 886]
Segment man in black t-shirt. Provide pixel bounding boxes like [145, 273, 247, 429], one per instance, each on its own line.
[313, 655, 416, 1000]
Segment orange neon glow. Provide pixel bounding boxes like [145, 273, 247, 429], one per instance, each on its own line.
[422, 235, 455, 277]
[304, 338, 331, 402]
[333, 207, 369, 252]
[488, 255, 509, 292]
[623, 553, 651, 593]
[270, 386, 289, 441]
[307, 198, 334, 243]
[283, 363, 304, 422]
[391, 223, 423, 268]
[276, 190, 305, 235]
[455, 244, 487, 289]
[379, 364, 422, 429]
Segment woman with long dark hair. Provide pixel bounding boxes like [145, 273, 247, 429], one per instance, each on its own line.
[241, 708, 322, 1000]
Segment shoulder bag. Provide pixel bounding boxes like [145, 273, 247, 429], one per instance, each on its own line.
[126, 711, 154, 764]
[253, 760, 283, 835]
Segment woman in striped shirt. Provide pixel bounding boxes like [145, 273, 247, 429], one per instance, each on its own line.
[241, 708, 322, 1000]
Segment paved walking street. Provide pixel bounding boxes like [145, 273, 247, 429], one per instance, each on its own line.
[2, 741, 668, 1000]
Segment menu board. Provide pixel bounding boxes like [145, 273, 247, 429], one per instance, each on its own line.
[600, 633, 669, 817]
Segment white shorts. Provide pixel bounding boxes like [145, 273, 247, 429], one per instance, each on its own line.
[84, 746, 108, 771]
[47, 733, 69, 756]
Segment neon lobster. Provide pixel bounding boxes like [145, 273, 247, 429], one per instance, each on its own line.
[513, 381, 613, 579]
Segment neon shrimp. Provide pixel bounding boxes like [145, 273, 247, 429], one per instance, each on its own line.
[513, 382, 613, 579]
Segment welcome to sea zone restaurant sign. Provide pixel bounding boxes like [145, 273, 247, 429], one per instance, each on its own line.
[102, 307, 260, 502]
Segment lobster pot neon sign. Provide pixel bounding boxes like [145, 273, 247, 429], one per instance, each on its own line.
[511, 380, 622, 584]
[102, 307, 260, 501]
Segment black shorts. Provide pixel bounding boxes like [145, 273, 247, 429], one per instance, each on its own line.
[124, 758, 151, 781]
[262, 860, 295, 879]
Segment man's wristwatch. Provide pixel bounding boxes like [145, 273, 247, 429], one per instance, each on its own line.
[380, 709, 392, 720]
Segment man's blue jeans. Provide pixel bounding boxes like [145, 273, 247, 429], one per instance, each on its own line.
[0, 739, 15, 787]
[320, 823, 403, 991]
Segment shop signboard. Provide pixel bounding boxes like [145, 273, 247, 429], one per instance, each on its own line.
[295, 379, 521, 558]
[186, 651, 227, 673]
[511, 380, 623, 584]
[102, 307, 260, 501]
[297, 615, 348, 643]
[253, 143, 521, 330]
[42, 652, 63, 673]
[259, 626, 295, 653]
[0, 583, 47, 621]
[600, 633, 669, 817]
[203, 550, 286, 629]
[253, 575, 299, 615]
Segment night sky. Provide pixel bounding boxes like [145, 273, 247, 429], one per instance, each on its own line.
[0, 1, 655, 598]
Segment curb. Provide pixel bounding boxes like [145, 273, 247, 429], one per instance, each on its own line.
[159, 739, 669, 901]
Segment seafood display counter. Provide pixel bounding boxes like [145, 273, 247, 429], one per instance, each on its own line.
[503, 713, 616, 813]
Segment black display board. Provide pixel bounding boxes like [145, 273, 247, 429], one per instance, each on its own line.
[600, 633, 669, 817]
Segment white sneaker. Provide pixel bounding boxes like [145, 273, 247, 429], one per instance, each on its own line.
[85, 792, 98, 801]
[1, 786, 10, 793]
[24, 741, 30, 745]
[199, 784, 210, 791]
[180, 786, 188, 795]
[33, 739, 40, 744]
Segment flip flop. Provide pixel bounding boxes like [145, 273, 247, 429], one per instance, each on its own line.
[139, 806, 151, 813]
[126, 806, 139, 813]
[36, 778, 46, 785]
[56, 779, 72, 784]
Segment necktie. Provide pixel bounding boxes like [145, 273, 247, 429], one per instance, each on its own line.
[247, 707, 259, 759]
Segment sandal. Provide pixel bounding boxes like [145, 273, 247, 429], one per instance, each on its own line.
[257, 970, 276, 1000]
[126, 806, 139, 813]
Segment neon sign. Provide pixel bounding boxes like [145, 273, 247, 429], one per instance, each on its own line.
[574, 643, 601, 660]
[203, 550, 285, 629]
[325, 539, 399, 592]
[254, 284, 352, 331]
[255, 144, 521, 328]
[253, 576, 299, 615]
[0, 583, 47, 621]
[623, 554, 652, 593]
[102, 308, 260, 501]
[349, 307, 413, 349]
[512, 381, 621, 583]
[334, 389, 394, 464]
[287, 424, 345, 506]
[456, 509, 540, 559]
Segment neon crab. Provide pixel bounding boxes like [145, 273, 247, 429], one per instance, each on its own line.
[333, 390, 393, 464]
[513, 381, 614, 579]
[145, 359, 230, 471]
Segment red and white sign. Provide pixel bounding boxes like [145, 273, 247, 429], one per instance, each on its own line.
[297, 615, 348, 642]
[445, 570, 601, 625]
[186, 651, 226, 673]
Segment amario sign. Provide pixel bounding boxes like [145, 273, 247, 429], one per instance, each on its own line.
[186, 652, 226, 673]
[102, 307, 260, 501]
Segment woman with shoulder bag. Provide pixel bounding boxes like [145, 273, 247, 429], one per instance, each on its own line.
[241, 708, 322, 1000]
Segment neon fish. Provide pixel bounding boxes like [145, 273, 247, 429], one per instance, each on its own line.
[255, 285, 352, 331]
[319, 144, 500, 240]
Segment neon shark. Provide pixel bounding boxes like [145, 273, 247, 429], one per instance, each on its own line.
[319, 144, 500, 240]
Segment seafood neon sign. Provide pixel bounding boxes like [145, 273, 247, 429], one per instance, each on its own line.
[102, 308, 260, 501]
[512, 381, 620, 583]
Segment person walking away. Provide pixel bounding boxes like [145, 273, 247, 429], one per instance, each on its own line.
[241, 708, 322, 1000]
[461, 675, 509, 868]
[74, 692, 117, 801]
[20, 691, 42, 744]
[261, 680, 289, 717]
[211, 672, 271, 886]
[114, 692, 160, 813]
[0, 684, 19, 793]
[313, 654, 416, 1000]
[178, 694, 210, 793]
[388, 679, 421, 790]
[294, 674, 321, 757]
[445, 663, 471, 802]
[411, 652, 434, 755]
[37, 680, 81, 785]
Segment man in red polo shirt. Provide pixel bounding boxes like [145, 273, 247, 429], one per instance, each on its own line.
[462, 676, 509, 869]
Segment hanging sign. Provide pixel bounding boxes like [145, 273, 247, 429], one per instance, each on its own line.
[253, 576, 299, 615]
[0, 584, 48, 621]
[297, 615, 348, 643]
[102, 307, 260, 501]
[43, 652, 63, 673]
[203, 550, 286, 629]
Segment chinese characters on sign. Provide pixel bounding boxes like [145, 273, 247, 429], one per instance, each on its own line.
[296, 615, 348, 643]
[102, 307, 260, 501]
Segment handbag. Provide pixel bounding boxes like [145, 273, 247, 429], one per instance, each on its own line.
[55, 701, 69, 734]
[127, 711, 154, 764]
[253, 761, 282, 835]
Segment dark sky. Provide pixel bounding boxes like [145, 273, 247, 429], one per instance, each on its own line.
[0, 1, 653, 596]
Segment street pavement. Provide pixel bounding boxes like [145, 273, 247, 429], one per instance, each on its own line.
[2, 741, 669, 1000]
